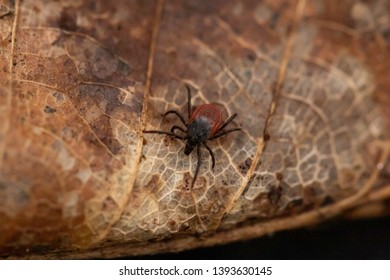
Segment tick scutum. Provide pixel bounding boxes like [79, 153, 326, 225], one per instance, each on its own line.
[185, 117, 211, 155]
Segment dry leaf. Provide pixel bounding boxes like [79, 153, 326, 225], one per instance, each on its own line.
[0, 0, 389, 259]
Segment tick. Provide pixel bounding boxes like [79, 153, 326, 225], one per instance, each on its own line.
[144, 85, 242, 188]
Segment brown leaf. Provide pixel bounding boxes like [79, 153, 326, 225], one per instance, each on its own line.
[0, 0, 389, 258]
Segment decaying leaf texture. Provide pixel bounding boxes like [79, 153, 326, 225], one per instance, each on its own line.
[0, 0, 389, 258]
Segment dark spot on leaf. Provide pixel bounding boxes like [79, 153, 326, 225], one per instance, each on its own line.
[269, 13, 279, 28]
[181, 173, 193, 192]
[87, 116, 122, 154]
[322, 196, 334, 206]
[288, 198, 304, 209]
[268, 184, 283, 205]
[275, 172, 283, 181]
[145, 175, 161, 193]
[58, 9, 78, 31]
[0, 3, 13, 19]
[163, 136, 172, 146]
[44, 105, 56, 113]
[382, 28, 390, 40]
[247, 52, 256, 62]
[264, 133, 270, 141]
[52, 92, 64, 102]
[303, 186, 317, 204]
[238, 157, 252, 175]
[168, 219, 178, 231]
[117, 59, 132, 76]
[102, 196, 116, 211]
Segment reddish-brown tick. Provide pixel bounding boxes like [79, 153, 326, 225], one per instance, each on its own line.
[144, 85, 242, 187]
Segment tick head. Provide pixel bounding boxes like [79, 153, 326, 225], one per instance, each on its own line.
[184, 140, 196, 155]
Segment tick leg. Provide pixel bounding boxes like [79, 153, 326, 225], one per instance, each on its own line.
[203, 142, 215, 170]
[218, 113, 238, 132]
[170, 125, 187, 135]
[191, 145, 202, 189]
[186, 85, 192, 120]
[143, 130, 187, 140]
[209, 128, 242, 140]
[164, 110, 187, 126]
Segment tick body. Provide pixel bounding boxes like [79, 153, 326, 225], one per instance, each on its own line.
[185, 104, 222, 155]
[144, 85, 241, 188]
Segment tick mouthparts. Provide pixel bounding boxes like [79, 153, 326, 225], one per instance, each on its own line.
[184, 142, 195, 155]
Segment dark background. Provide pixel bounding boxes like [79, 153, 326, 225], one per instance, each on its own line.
[126, 216, 390, 259]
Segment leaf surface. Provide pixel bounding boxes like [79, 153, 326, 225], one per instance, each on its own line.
[0, 0, 389, 258]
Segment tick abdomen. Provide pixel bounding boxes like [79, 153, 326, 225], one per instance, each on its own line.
[189, 104, 222, 136]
